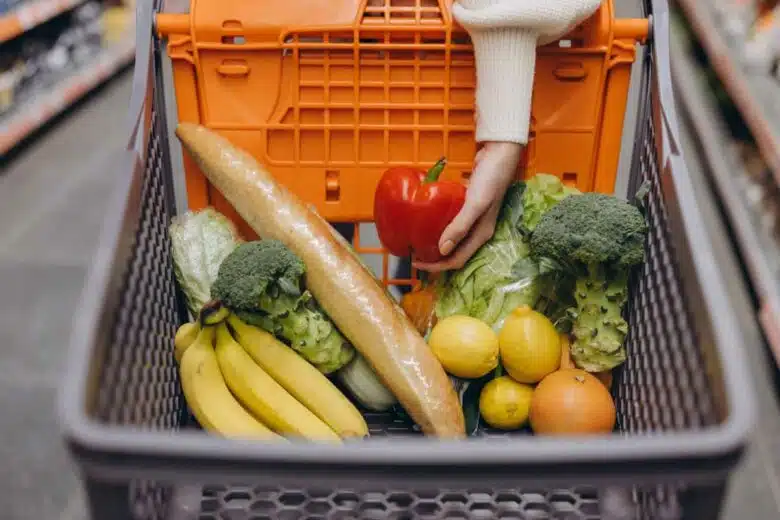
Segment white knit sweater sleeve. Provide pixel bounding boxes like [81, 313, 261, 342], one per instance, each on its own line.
[453, 0, 602, 144]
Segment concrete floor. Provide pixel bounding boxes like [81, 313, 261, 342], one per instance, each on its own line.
[0, 75, 133, 520]
[1, 12, 780, 518]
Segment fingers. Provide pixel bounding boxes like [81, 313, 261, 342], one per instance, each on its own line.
[438, 192, 492, 257]
[415, 202, 499, 273]
[437, 154, 497, 255]
[437, 145, 512, 256]
[421, 141, 522, 271]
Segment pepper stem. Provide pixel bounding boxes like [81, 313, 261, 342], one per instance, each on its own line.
[423, 157, 448, 183]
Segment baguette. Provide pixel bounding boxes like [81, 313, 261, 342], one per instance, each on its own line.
[176, 123, 465, 437]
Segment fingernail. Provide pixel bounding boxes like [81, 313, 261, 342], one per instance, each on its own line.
[440, 240, 454, 256]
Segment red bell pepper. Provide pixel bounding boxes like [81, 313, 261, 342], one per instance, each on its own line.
[374, 158, 467, 263]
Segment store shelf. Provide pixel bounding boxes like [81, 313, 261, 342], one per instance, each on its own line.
[0, 37, 134, 155]
[672, 32, 780, 368]
[676, 0, 780, 187]
[0, 0, 85, 43]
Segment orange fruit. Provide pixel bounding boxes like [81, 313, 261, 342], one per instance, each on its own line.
[529, 369, 616, 435]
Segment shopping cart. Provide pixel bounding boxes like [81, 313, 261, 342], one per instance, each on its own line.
[60, 0, 756, 519]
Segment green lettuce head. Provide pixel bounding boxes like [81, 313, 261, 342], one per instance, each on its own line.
[435, 183, 540, 332]
[434, 175, 580, 332]
[169, 208, 243, 318]
[522, 173, 580, 233]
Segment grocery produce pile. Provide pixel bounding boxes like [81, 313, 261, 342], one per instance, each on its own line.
[170, 123, 648, 441]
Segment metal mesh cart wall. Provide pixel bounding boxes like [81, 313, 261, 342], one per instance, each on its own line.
[59, 0, 756, 519]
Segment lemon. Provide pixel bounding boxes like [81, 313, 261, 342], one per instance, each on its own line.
[479, 376, 535, 430]
[428, 316, 499, 378]
[499, 306, 561, 383]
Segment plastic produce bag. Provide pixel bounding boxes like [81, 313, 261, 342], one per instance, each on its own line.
[433, 182, 535, 332]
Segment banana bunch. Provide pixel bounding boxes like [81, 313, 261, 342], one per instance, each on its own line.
[174, 313, 369, 441]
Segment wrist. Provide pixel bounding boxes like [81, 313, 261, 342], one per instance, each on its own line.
[479, 142, 524, 186]
[483, 141, 524, 161]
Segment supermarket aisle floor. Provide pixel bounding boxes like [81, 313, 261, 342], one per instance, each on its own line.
[0, 72, 133, 520]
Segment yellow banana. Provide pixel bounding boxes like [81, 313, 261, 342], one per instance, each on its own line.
[228, 315, 369, 438]
[215, 324, 341, 442]
[174, 322, 199, 363]
[178, 326, 281, 440]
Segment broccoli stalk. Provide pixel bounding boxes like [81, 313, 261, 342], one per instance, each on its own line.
[210, 239, 355, 374]
[530, 193, 647, 372]
[569, 265, 629, 371]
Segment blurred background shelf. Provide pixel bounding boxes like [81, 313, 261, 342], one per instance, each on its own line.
[676, 0, 780, 185]
[0, 35, 133, 155]
[672, 4, 780, 369]
[0, 0, 86, 43]
[0, 0, 135, 155]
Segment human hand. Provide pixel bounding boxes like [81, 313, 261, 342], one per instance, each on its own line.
[413, 141, 523, 273]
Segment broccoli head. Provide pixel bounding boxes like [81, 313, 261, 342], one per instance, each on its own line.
[211, 239, 355, 374]
[530, 193, 648, 372]
[530, 193, 647, 269]
[211, 239, 304, 312]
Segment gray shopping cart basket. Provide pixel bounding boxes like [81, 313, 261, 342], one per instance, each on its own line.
[59, 0, 756, 518]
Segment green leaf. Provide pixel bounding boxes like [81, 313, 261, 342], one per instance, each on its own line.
[169, 208, 243, 318]
[511, 256, 540, 281]
[480, 291, 504, 329]
[434, 174, 580, 331]
[497, 182, 527, 231]
[521, 174, 580, 234]
[634, 179, 651, 204]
